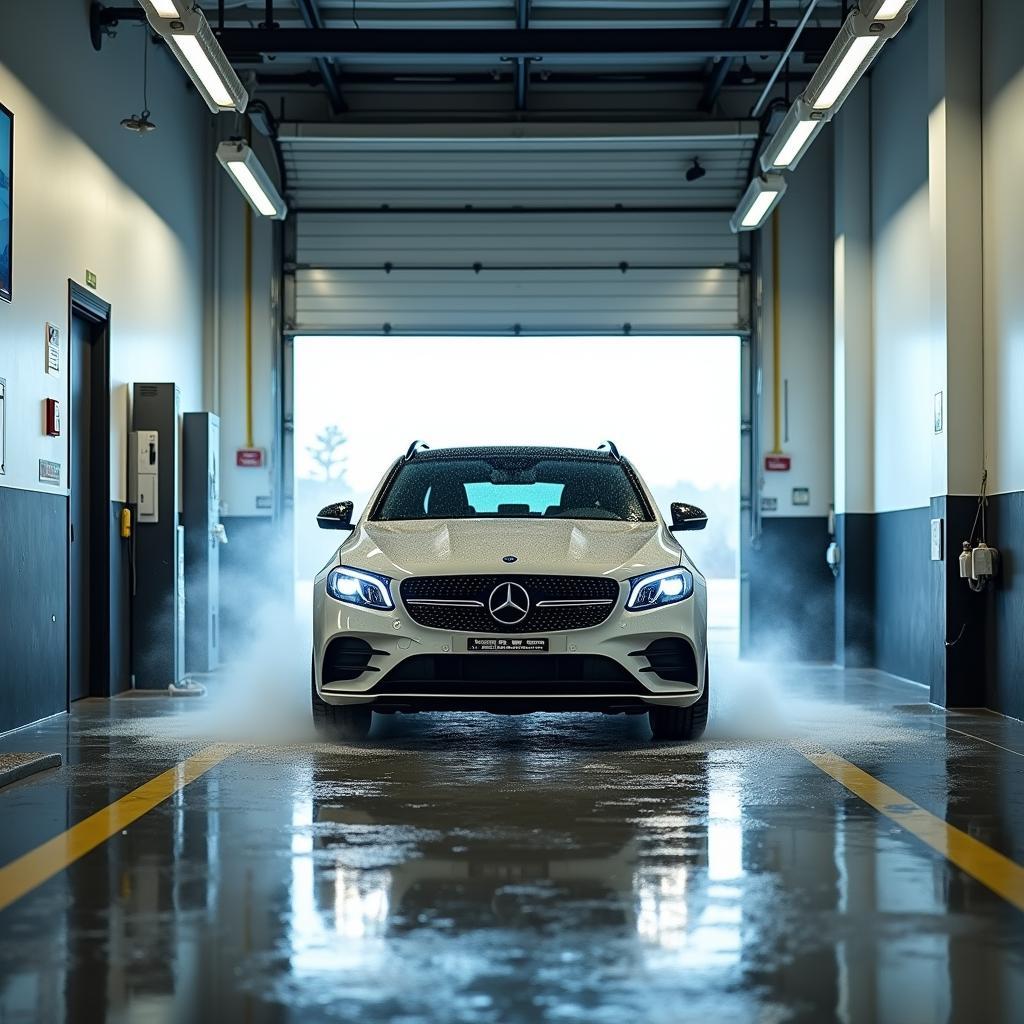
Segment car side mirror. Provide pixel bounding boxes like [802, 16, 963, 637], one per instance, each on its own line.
[317, 501, 355, 531]
[670, 502, 708, 532]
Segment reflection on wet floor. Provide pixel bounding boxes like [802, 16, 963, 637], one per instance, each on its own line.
[1, 656, 1023, 1023]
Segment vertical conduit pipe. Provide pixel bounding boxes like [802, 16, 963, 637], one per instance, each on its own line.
[244, 202, 254, 450]
[771, 207, 782, 453]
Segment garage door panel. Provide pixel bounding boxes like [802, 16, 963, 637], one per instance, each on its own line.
[290, 211, 742, 335]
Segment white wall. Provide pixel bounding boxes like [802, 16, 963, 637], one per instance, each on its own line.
[869, 5, 931, 514]
[0, 0, 208, 501]
[983, 0, 1024, 497]
[212, 129, 279, 520]
[759, 134, 834, 519]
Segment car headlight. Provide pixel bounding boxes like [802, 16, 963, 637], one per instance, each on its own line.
[626, 567, 694, 611]
[326, 566, 395, 610]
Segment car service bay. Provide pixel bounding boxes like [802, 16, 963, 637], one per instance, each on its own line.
[2, 2, 1024, 1021]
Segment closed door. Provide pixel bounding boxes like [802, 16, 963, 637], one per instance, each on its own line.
[69, 313, 92, 701]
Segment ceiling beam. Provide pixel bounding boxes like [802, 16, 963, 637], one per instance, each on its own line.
[699, 0, 757, 112]
[293, 0, 348, 113]
[216, 27, 837, 62]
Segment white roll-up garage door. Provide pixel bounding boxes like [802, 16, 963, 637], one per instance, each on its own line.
[280, 123, 752, 336]
[289, 211, 742, 335]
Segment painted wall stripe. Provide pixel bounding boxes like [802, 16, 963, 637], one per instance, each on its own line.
[802, 747, 1024, 913]
[0, 743, 239, 914]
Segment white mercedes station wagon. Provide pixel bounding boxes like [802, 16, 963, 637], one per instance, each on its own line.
[312, 443, 709, 741]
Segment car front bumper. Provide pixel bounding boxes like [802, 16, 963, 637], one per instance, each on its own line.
[313, 575, 708, 713]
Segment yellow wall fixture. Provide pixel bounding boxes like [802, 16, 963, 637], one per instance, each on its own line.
[771, 208, 782, 455]
[244, 202, 254, 451]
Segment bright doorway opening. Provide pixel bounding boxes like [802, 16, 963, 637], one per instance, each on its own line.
[293, 336, 741, 646]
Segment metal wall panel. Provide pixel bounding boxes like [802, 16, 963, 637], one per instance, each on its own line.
[290, 211, 742, 335]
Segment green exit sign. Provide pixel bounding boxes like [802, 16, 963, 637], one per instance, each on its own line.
[85, 270, 97, 289]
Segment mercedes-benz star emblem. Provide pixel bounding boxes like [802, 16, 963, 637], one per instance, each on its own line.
[487, 582, 531, 626]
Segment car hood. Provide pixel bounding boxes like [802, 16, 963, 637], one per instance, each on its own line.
[337, 518, 682, 581]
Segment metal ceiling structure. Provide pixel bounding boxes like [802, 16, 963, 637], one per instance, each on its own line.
[175, 0, 844, 211]
[194, 1, 843, 114]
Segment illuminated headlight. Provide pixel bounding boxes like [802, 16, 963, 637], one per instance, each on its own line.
[626, 567, 694, 611]
[326, 566, 394, 610]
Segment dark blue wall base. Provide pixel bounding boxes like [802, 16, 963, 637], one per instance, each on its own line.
[985, 491, 1024, 720]
[834, 513, 875, 667]
[0, 486, 68, 733]
[842, 497, 1013, 713]
[745, 516, 835, 662]
[873, 506, 935, 684]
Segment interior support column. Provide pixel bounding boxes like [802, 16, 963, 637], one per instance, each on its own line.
[832, 86, 875, 667]
[927, 0, 985, 706]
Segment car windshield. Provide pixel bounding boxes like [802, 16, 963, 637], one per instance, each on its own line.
[372, 454, 654, 522]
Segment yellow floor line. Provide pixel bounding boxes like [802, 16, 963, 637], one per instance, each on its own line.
[0, 743, 239, 915]
[801, 747, 1024, 913]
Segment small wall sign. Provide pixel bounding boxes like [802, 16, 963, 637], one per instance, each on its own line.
[760, 496, 778, 513]
[792, 487, 810, 506]
[85, 269, 97, 289]
[45, 323, 60, 374]
[38, 459, 61, 485]
[236, 448, 265, 468]
[764, 454, 792, 472]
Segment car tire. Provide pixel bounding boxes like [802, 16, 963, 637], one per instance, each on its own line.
[311, 657, 373, 741]
[648, 658, 709, 741]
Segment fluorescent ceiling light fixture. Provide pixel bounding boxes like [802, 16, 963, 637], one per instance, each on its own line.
[805, 3, 917, 115]
[812, 34, 880, 110]
[216, 140, 288, 220]
[139, 2, 248, 113]
[760, 100, 824, 172]
[730, 175, 787, 233]
[870, 0, 914, 19]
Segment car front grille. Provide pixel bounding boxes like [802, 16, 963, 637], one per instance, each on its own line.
[399, 574, 621, 633]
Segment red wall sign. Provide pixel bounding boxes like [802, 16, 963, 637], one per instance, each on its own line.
[764, 454, 792, 472]
[236, 448, 265, 468]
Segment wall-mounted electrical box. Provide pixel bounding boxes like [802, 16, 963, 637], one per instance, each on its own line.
[131, 383, 182, 689]
[128, 430, 159, 523]
[45, 398, 61, 437]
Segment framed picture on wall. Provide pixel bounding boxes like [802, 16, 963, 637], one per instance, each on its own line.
[0, 101, 11, 303]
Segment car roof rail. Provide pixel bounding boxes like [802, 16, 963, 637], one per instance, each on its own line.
[596, 440, 621, 461]
[404, 440, 430, 461]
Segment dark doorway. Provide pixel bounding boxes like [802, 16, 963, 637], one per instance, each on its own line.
[67, 283, 111, 703]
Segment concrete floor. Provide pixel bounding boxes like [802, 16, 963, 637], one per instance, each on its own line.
[1, 653, 1023, 1023]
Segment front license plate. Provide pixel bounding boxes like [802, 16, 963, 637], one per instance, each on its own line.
[468, 638, 549, 653]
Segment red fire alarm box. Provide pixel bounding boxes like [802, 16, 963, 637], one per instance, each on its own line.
[764, 453, 791, 472]
[45, 398, 61, 437]
[236, 447, 265, 468]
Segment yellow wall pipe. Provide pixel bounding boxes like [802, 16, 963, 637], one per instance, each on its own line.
[244, 202, 254, 450]
[771, 207, 782, 454]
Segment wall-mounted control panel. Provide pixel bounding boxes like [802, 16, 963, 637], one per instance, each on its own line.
[45, 398, 61, 437]
[129, 429, 159, 523]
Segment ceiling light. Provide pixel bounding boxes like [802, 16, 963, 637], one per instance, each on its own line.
[139, 2, 248, 113]
[804, 3, 917, 115]
[146, 0, 180, 16]
[760, 99, 824, 172]
[869, 0, 914, 20]
[685, 158, 706, 183]
[812, 34, 879, 110]
[738, 60, 757, 86]
[730, 175, 787, 233]
[216, 140, 288, 220]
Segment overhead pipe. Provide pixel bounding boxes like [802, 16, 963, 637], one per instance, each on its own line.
[751, 0, 822, 118]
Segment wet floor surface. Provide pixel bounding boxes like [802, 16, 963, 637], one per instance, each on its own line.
[1, 656, 1023, 1023]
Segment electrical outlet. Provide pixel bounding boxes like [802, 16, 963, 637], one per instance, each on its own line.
[930, 518, 943, 561]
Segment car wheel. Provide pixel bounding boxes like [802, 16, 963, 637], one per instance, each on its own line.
[648, 658, 709, 741]
[311, 656, 373, 741]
